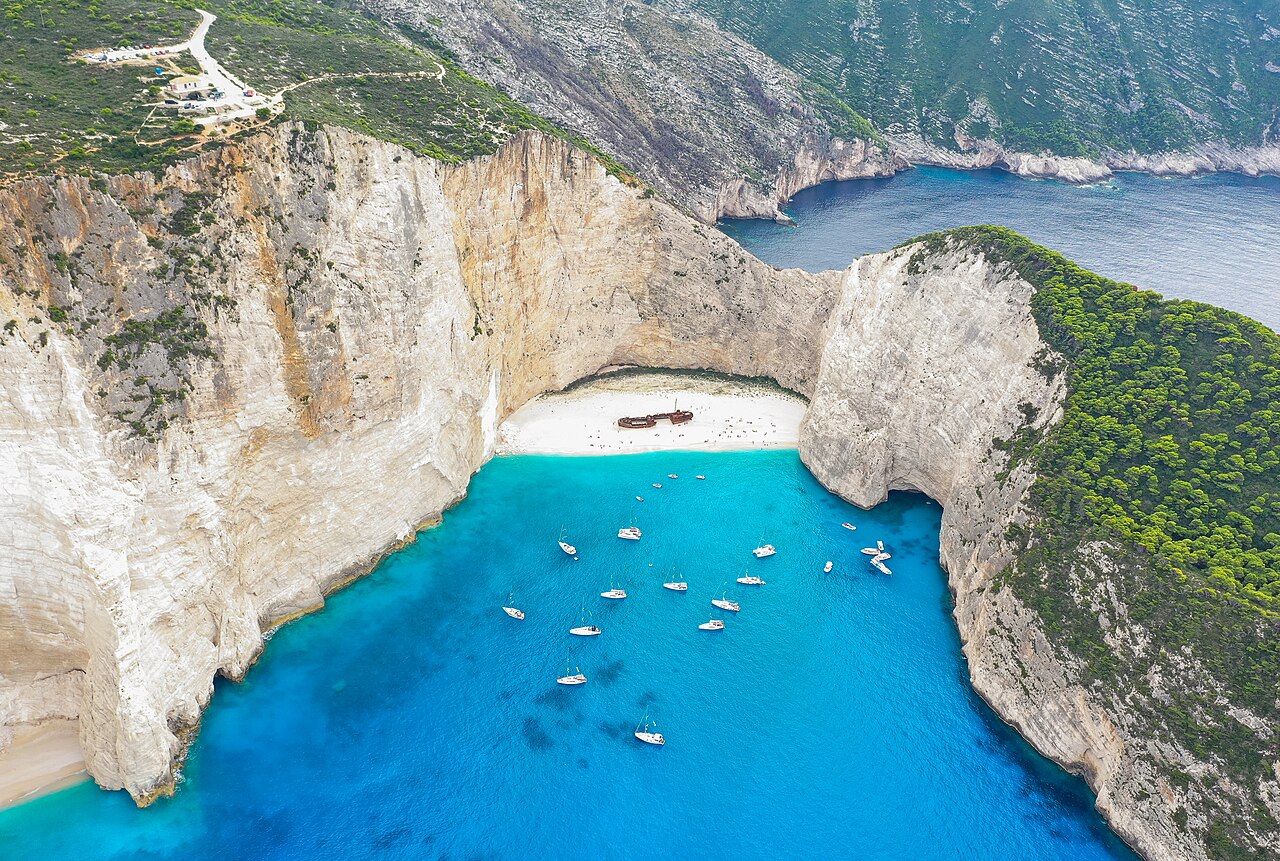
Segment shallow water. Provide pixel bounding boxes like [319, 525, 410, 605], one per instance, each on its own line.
[720, 166, 1280, 330]
[0, 451, 1138, 860]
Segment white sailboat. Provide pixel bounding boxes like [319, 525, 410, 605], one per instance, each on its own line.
[663, 567, 688, 591]
[501, 593, 525, 620]
[557, 527, 577, 557]
[601, 578, 627, 599]
[736, 567, 765, 586]
[711, 592, 740, 612]
[557, 659, 587, 686]
[634, 714, 665, 746]
[698, 618, 726, 631]
[569, 606, 601, 636]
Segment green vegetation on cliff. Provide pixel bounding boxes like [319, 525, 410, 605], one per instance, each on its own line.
[691, 0, 1280, 155]
[0, 0, 631, 179]
[908, 225, 1279, 857]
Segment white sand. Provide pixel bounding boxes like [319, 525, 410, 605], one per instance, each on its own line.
[497, 370, 808, 456]
[0, 719, 88, 810]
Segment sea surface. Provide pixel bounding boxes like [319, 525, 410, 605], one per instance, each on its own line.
[0, 451, 1139, 860]
[720, 166, 1280, 331]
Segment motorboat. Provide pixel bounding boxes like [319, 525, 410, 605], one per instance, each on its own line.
[668, 474, 678, 479]
[502, 593, 525, 620]
[695, 475, 706, 480]
[871, 551, 891, 563]
[663, 581, 688, 591]
[617, 526, 642, 541]
[877, 540, 886, 552]
[636, 496, 644, 502]
[752, 543, 776, 558]
[871, 559, 892, 575]
[698, 618, 726, 631]
[652, 483, 663, 488]
[711, 593, 740, 612]
[557, 660, 587, 686]
[841, 522, 857, 531]
[861, 547, 880, 556]
[634, 716, 665, 746]
[824, 561, 833, 573]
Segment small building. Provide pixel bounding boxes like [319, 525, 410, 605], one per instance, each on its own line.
[165, 75, 215, 97]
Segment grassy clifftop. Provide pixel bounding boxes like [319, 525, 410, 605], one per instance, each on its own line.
[691, 0, 1280, 156]
[0, 0, 630, 180]
[910, 225, 1278, 858]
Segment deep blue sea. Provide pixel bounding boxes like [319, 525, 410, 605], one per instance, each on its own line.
[720, 166, 1280, 330]
[0, 451, 1139, 860]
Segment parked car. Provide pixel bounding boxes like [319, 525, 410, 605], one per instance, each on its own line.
[164, 99, 179, 105]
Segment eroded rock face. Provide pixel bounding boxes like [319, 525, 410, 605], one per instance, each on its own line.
[366, 0, 897, 222]
[0, 125, 837, 800]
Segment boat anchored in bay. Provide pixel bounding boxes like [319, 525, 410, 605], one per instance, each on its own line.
[502, 593, 525, 620]
[634, 714, 665, 746]
[711, 592, 740, 612]
[557, 659, 587, 686]
[699, 618, 726, 631]
[569, 606, 601, 636]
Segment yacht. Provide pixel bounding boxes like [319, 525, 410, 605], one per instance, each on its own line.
[557, 528, 577, 557]
[841, 522, 857, 531]
[695, 475, 706, 480]
[824, 561, 833, 573]
[502, 593, 525, 620]
[652, 483, 663, 489]
[569, 606, 601, 636]
[617, 526, 642, 541]
[634, 716, 665, 746]
[736, 569, 765, 585]
[699, 618, 726, 631]
[557, 660, 587, 686]
[663, 580, 688, 591]
[860, 547, 880, 556]
[668, 473, 678, 479]
[871, 551, 892, 563]
[711, 593, 740, 613]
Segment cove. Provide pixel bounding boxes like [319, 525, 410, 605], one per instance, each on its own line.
[720, 166, 1280, 331]
[0, 450, 1139, 860]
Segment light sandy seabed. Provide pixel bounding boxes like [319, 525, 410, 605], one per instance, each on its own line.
[1, 372, 801, 811]
[497, 370, 808, 455]
[0, 719, 87, 809]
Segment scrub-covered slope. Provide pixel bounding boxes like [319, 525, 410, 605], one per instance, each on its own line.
[689, 0, 1280, 164]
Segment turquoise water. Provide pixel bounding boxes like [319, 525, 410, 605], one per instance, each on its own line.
[0, 451, 1139, 860]
[720, 166, 1280, 330]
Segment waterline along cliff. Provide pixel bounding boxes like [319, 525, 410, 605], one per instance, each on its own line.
[0, 128, 1276, 861]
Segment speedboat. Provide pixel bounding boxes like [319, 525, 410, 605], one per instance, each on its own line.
[861, 547, 880, 556]
[663, 581, 688, 591]
[824, 561, 833, 573]
[871, 551, 891, 563]
[752, 544, 776, 558]
[871, 559, 892, 575]
[695, 475, 706, 480]
[877, 540, 886, 552]
[652, 483, 663, 488]
[698, 618, 725, 631]
[668, 474, 678, 479]
[557, 660, 587, 686]
[841, 522, 857, 531]
[635, 496, 644, 501]
[617, 526, 642, 541]
[634, 716, 665, 746]
[502, 593, 525, 620]
[601, 587, 627, 599]
[711, 594, 740, 612]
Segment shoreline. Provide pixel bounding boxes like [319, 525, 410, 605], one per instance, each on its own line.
[496, 369, 808, 456]
[0, 720, 88, 811]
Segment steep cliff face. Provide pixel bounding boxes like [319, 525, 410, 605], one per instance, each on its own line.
[366, 0, 895, 223]
[799, 244, 1278, 861]
[0, 124, 837, 801]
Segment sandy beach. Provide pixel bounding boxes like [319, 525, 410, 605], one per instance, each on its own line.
[0, 719, 87, 810]
[497, 369, 808, 456]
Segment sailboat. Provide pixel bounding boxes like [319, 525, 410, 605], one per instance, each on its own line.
[501, 593, 525, 620]
[569, 605, 601, 636]
[698, 617, 726, 631]
[736, 567, 765, 586]
[601, 577, 627, 599]
[711, 591, 740, 612]
[752, 531, 776, 558]
[557, 659, 587, 686]
[634, 714, 665, 746]
[663, 565, 688, 591]
[557, 527, 577, 557]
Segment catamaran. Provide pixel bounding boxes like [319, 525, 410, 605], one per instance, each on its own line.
[557, 528, 577, 557]
[502, 593, 525, 620]
[699, 618, 726, 631]
[617, 525, 642, 541]
[634, 715, 665, 746]
[736, 568, 765, 586]
[557, 659, 587, 686]
[711, 592, 740, 612]
[753, 543, 776, 558]
[569, 606, 601, 636]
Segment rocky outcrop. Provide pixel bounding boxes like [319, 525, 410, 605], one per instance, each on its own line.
[890, 132, 1280, 184]
[0, 124, 838, 802]
[365, 0, 896, 223]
